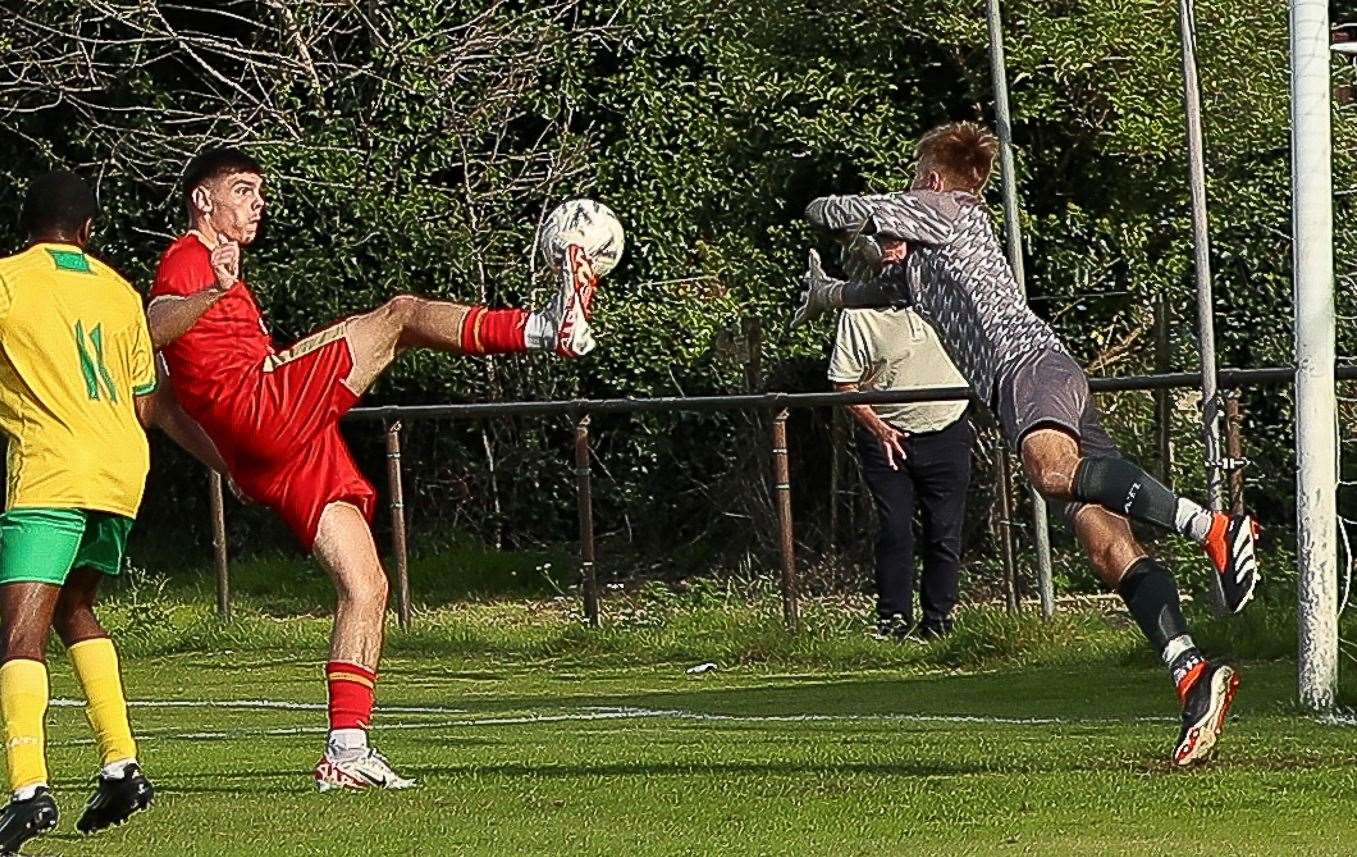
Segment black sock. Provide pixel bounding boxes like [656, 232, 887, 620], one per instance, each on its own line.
[1116, 558, 1202, 687]
[1073, 456, 1182, 533]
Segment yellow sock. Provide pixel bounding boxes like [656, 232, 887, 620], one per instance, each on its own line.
[68, 638, 136, 766]
[0, 659, 49, 791]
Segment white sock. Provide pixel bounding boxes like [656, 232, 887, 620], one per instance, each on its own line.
[1174, 498, 1214, 543]
[12, 783, 45, 802]
[1161, 634, 1197, 667]
[523, 311, 552, 350]
[101, 757, 136, 779]
[327, 728, 368, 761]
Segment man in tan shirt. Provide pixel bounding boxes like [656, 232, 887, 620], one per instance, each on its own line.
[829, 306, 972, 639]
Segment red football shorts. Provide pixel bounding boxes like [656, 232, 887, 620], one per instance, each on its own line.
[226, 323, 376, 550]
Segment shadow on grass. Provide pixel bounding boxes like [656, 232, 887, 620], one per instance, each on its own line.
[382, 663, 1306, 722]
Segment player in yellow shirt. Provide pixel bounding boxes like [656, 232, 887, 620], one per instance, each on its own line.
[0, 173, 227, 853]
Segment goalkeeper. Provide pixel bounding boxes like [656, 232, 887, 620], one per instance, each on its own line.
[795, 121, 1259, 766]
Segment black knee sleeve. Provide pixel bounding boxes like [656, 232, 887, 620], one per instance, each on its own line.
[1072, 455, 1178, 532]
[1116, 557, 1189, 652]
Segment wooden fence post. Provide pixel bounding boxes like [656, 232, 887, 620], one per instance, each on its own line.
[574, 414, 599, 627]
[209, 471, 230, 622]
[1224, 394, 1246, 515]
[770, 409, 800, 630]
[385, 421, 412, 629]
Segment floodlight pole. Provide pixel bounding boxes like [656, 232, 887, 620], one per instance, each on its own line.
[1178, 0, 1225, 513]
[1294, 0, 1338, 710]
[986, 0, 1055, 618]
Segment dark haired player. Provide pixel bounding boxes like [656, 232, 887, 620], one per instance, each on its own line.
[794, 122, 1259, 765]
[148, 148, 603, 790]
[0, 173, 229, 852]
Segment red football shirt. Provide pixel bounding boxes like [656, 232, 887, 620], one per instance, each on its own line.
[150, 233, 273, 441]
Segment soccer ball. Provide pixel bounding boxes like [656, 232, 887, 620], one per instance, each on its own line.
[537, 199, 625, 277]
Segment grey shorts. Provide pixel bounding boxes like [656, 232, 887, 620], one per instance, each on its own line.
[995, 349, 1119, 458]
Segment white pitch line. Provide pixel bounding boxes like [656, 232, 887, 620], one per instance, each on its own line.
[38, 699, 1356, 750]
[589, 706, 1180, 726]
[49, 698, 1173, 725]
[50, 702, 1357, 749]
[44, 700, 1183, 748]
[50, 698, 467, 715]
[46, 707, 677, 747]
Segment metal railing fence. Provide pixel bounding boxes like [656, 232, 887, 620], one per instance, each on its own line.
[200, 364, 1357, 628]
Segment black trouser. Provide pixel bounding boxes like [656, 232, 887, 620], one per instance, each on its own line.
[855, 417, 972, 630]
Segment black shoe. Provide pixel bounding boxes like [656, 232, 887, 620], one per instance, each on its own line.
[1173, 662, 1239, 767]
[872, 613, 919, 642]
[916, 621, 953, 641]
[76, 762, 153, 834]
[0, 787, 58, 855]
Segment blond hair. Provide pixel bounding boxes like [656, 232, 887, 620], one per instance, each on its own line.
[915, 122, 999, 194]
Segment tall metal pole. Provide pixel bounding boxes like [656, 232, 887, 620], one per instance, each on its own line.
[986, 0, 1054, 614]
[1154, 294, 1174, 485]
[1294, 0, 1338, 710]
[995, 439, 1020, 615]
[1179, 0, 1225, 511]
[1033, 491, 1055, 619]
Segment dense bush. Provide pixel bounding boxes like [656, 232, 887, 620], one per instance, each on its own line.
[1, 1, 1354, 585]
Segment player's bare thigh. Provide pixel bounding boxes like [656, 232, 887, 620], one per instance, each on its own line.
[341, 296, 471, 396]
[265, 318, 379, 399]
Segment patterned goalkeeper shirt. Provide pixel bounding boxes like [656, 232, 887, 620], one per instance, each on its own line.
[806, 189, 1069, 405]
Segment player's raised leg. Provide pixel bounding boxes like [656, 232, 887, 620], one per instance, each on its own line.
[309, 502, 414, 792]
[0, 575, 64, 854]
[339, 250, 598, 395]
[52, 566, 154, 834]
[1066, 449, 1259, 613]
[1021, 424, 1259, 613]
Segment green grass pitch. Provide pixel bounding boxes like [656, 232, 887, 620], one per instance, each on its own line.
[27, 651, 1357, 856]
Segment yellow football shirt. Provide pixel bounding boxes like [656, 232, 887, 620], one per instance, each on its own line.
[0, 243, 157, 518]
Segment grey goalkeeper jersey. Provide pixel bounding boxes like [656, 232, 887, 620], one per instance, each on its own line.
[806, 189, 1069, 404]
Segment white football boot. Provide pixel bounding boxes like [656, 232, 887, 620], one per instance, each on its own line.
[313, 748, 416, 792]
[537, 243, 598, 358]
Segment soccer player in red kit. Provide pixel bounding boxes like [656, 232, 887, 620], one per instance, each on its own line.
[149, 148, 603, 791]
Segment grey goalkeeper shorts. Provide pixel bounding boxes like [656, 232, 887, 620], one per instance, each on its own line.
[996, 349, 1124, 524]
[995, 349, 1119, 459]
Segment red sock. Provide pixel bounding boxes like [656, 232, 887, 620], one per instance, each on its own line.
[326, 661, 377, 731]
[460, 307, 528, 355]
